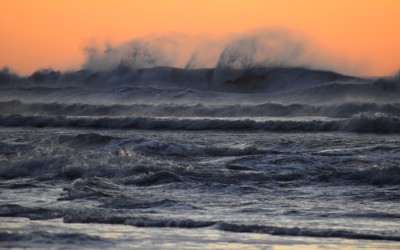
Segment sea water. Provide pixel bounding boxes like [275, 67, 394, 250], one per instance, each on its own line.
[0, 66, 399, 249]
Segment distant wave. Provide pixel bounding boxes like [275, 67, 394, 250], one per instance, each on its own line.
[1, 66, 355, 91]
[2, 66, 399, 105]
[0, 113, 399, 133]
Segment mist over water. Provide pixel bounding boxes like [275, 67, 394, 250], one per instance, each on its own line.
[82, 29, 365, 76]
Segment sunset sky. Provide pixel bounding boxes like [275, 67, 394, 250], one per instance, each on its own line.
[1, 0, 399, 76]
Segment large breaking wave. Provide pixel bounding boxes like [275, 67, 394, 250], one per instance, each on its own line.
[81, 29, 358, 74]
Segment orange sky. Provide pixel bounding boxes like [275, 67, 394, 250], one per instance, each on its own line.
[1, 0, 399, 76]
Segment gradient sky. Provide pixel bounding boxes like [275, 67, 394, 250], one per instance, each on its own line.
[1, 0, 399, 76]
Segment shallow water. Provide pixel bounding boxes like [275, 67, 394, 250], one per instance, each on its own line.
[2, 217, 399, 249]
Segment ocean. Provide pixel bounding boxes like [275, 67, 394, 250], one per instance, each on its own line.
[0, 66, 399, 249]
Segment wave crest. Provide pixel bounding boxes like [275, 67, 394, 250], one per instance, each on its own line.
[1, 113, 399, 133]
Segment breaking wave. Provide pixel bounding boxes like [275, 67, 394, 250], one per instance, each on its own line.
[0, 231, 110, 246]
[2, 202, 399, 242]
[2, 100, 400, 118]
[61, 214, 400, 242]
[81, 29, 357, 74]
[0, 113, 399, 133]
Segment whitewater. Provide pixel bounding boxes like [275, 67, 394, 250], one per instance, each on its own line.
[1, 62, 400, 249]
